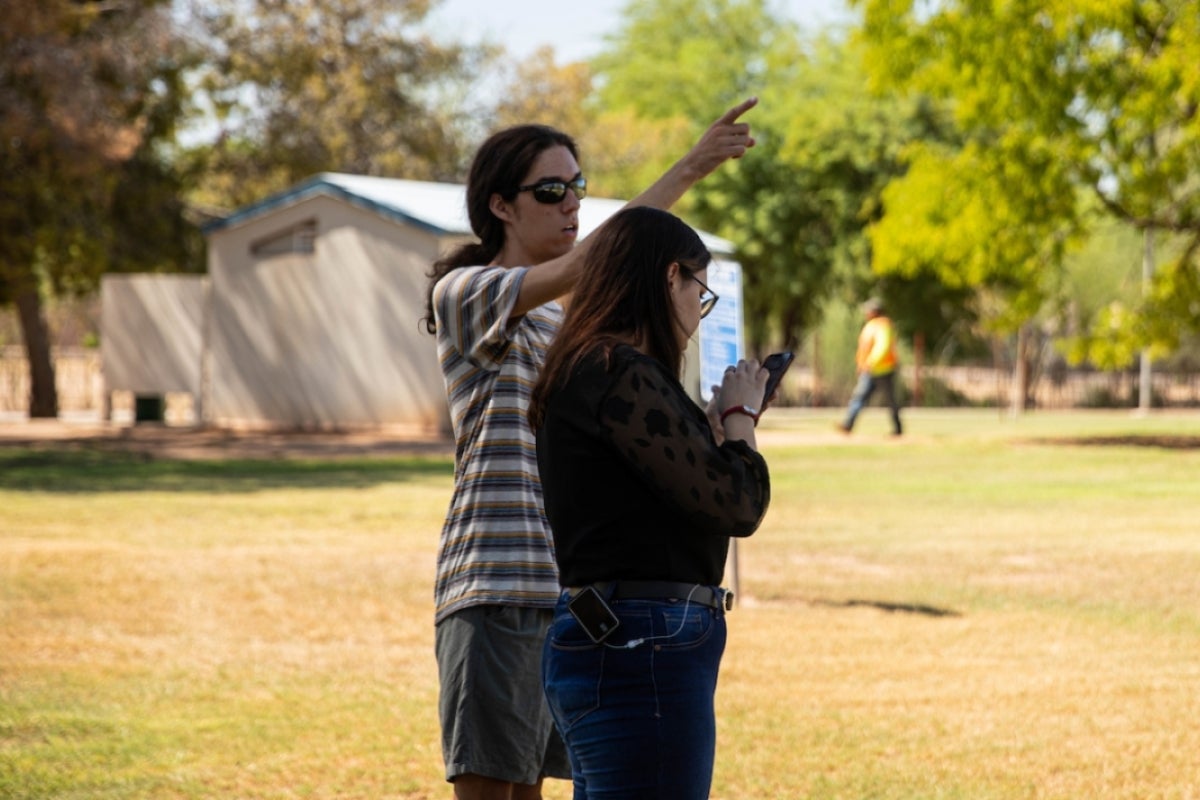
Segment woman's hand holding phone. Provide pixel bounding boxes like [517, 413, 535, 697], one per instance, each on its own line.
[709, 352, 793, 445]
[760, 351, 794, 409]
[714, 359, 768, 445]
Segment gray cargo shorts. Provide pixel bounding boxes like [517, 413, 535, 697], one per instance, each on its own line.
[435, 604, 571, 785]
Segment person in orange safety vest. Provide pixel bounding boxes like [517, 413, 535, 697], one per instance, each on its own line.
[838, 298, 902, 436]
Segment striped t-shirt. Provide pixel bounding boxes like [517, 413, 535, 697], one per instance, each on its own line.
[431, 265, 564, 623]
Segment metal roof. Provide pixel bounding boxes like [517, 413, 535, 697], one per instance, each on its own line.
[202, 172, 735, 254]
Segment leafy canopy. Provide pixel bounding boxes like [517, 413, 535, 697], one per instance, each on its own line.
[595, 0, 952, 350]
[854, 0, 1200, 358]
[186, 0, 490, 209]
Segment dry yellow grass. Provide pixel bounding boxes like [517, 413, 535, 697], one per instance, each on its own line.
[2, 409, 1199, 799]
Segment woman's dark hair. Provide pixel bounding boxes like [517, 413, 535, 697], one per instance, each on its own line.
[528, 206, 711, 430]
[422, 124, 579, 334]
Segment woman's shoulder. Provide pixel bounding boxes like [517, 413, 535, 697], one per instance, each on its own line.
[605, 345, 686, 406]
[567, 343, 673, 390]
[607, 343, 665, 370]
[565, 343, 646, 394]
[595, 344, 666, 385]
[608, 343, 644, 366]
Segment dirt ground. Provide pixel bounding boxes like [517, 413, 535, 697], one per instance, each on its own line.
[0, 418, 456, 461]
[13, 413, 1190, 461]
[0, 413, 867, 461]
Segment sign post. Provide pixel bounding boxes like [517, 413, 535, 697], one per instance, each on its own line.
[698, 259, 745, 599]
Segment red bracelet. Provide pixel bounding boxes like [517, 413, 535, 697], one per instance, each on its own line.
[719, 404, 760, 425]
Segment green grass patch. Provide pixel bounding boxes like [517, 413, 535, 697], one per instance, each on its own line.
[0, 448, 452, 493]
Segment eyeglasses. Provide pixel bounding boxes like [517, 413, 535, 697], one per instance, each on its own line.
[686, 271, 720, 319]
[516, 175, 587, 204]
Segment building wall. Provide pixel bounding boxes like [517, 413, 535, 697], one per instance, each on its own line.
[206, 194, 451, 432]
[100, 274, 206, 397]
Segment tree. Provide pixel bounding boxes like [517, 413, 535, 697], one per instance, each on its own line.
[594, 0, 788, 197]
[489, 46, 692, 203]
[746, 37, 959, 355]
[595, 1, 951, 354]
[854, 0, 1200, 403]
[0, 0, 198, 417]
[185, 0, 492, 210]
[594, 0, 841, 349]
[492, 47, 595, 133]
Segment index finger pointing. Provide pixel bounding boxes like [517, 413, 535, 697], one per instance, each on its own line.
[716, 96, 759, 125]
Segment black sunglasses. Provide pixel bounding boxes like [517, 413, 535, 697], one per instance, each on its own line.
[686, 271, 720, 319]
[516, 175, 588, 204]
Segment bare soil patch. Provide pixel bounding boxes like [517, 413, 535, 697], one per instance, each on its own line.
[0, 420, 454, 461]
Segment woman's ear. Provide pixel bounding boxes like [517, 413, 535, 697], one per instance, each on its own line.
[666, 260, 681, 287]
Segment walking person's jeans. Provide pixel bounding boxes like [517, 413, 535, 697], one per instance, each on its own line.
[843, 370, 903, 434]
[542, 590, 727, 800]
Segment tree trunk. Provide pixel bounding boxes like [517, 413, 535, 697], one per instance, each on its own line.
[1009, 324, 1029, 417]
[810, 331, 821, 407]
[912, 330, 925, 406]
[15, 285, 58, 418]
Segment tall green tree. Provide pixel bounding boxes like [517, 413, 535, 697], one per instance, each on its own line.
[594, 0, 787, 203]
[594, 0, 834, 350]
[595, 0, 948, 353]
[0, 0, 198, 417]
[187, 0, 491, 209]
[739, 36, 958, 355]
[855, 0, 1200, 375]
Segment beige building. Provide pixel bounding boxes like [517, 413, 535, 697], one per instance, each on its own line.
[100, 173, 735, 434]
[100, 273, 207, 423]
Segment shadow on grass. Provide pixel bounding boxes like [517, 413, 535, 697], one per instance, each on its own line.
[817, 599, 962, 618]
[0, 447, 454, 494]
[1034, 434, 1200, 450]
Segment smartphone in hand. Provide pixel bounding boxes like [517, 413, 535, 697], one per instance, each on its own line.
[761, 351, 795, 408]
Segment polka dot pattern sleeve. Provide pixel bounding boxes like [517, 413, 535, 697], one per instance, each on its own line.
[597, 352, 770, 539]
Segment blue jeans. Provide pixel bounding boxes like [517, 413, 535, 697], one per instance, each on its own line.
[542, 590, 728, 800]
[843, 371, 903, 434]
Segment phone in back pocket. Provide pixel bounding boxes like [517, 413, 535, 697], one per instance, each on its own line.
[568, 587, 620, 644]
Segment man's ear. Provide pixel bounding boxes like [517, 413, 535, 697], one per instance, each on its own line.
[489, 193, 516, 224]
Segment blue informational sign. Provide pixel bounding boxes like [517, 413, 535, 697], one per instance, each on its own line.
[697, 259, 747, 593]
[698, 260, 744, 402]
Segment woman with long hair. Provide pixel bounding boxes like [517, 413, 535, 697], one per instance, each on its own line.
[530, 206, 772, 799]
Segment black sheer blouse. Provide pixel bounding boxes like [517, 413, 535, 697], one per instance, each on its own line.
[536, 344, 771, 588]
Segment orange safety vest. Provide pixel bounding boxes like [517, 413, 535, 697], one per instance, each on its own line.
[857, 316, 898, 376]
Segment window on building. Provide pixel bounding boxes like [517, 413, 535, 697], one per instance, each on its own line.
[251, 219, 317, 257]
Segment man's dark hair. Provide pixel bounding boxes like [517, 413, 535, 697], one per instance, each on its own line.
[422, 125, 579, 334]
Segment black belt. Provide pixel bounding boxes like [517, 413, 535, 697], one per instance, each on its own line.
[568, 581, 734, 611]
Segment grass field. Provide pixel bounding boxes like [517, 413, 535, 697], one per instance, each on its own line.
[2, 409, 1199, 799]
